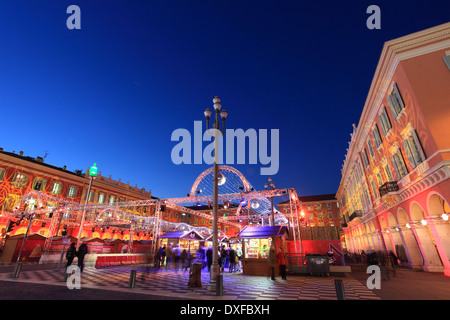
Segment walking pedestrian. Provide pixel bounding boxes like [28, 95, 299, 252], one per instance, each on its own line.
[165, 244, 173, 270]
[236, 246, 242, 272]
[66, 243, 76, 269]
[77, 242, 88, 273]
[277, 246, 287, 280]
[181, 249, 188, 271]
[377, 251, 390, 280]
[174, 245, 181, 270]
[161, 245, 166, 268]
[268, 245, 277, 280]
[206, 246, 212, 272]
[220, 245, 227, 271]
[155, 246, 163, 269]
[389, 250, 398, 277]
[229, 247, 236, 273]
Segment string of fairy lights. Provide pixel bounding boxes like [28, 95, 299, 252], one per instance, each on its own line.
[1, 166, 298, 240]
[0, 190, 227, 238]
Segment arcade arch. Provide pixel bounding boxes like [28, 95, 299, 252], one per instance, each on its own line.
[410, 202, 443, 272]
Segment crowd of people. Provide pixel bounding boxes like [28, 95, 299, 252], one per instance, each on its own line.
[152, 243, 288, 280]
[65, 241, 289, 281]
[153, 243, 244, 273]
[344, 249, 400, 280]
[65, 241, 89, 272]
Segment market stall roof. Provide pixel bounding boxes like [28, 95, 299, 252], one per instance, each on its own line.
[80, 237, 104, 243]
[159, 230, 204, 241]
[51, 235, 77, 242]
[205, 234, 228, 242]
[103, 238, 123, 243]
[7, 233, 47, 241]
[237, 226, 289, 239]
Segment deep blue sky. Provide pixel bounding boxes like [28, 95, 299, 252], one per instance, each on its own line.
[0, 1, 449, 199]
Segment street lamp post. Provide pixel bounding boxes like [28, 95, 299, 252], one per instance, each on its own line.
[12, 213, 34, 278]
[264, 177, 276, 226]
[204, 96, 227, 283]
[76, 163, 98, 249]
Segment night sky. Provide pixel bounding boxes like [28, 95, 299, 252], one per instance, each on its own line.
[0, 1, 449, 199]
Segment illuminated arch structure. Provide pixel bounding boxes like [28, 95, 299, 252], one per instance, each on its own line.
[187, 165, 289, 225]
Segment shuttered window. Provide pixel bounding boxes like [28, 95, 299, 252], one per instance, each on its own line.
[387, 83, 405, 119]
[379, 107, 392, 136]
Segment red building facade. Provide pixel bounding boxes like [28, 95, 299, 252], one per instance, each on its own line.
[336, 23, 450, 275]
[0, 148, 241, 244]
[0, 148, 154, 241]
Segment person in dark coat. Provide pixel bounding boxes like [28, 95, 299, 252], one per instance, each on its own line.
[377, 251, 389, 280]
[206, 247, 213, 272]
[180, 249, 188, 271]
[267, 245, 277, 280]
[277, 247, 287, 280]
[66, 243, 76, 269]
[77, 242, 88, 273]
[229, 248, 236, 273]
[220, 245, 227, 271]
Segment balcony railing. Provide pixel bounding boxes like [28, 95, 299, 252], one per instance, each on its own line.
[348, 210, 362, 222]
[379, 181, 399, 197]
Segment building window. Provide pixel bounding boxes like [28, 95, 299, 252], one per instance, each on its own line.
[383, 162, 394, 182]
[32, 177, 47, 191]
[444, 55, 450, 71]
[403, 130, 426, 169]
[98, 193, 105, 204]
[11, 172, 29, 188]
[387, 83, 405, 119]
[326, 203, 332, 209]
[372, 125, 383, 149]
[375, 172, 383, 186]
[0, 168, 5, 182]
[370, 178, 379, 200]
[67, 186, 78, 198]
[109, 195, 116, 204]
[367, 140, 375, 158]
[391, 150, 408, 180]
[327, 211, 334, 219]
[50, 182, 63, 195]
[89, 190, 95, 202]
[379, 107, 392, 136]
[362, 149, 370, 168]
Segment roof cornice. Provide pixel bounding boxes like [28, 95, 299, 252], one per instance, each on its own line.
[338, 22, 450, 196]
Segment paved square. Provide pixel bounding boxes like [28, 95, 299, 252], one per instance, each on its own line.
[0, 265, 381, 300]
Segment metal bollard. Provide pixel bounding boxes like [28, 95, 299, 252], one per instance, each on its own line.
[12, 262, 22, 279]
[216, 274, 223, 296]
[334, 279, 346, 300]
[129, 269, 137, 288]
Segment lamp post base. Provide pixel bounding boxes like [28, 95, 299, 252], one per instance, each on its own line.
[209, 263, 220, 283]
[207, 264, 223, 296]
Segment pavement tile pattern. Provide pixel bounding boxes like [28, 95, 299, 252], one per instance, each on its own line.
[0, 265, 381, 300]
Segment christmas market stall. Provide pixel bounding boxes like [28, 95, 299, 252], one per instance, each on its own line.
[158, 230, 205, 255]
[0, 233, 47, 263]
[237, 225, 289, 275]
[204, 234, 228, 248]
